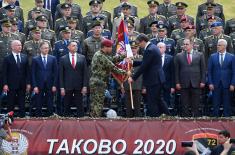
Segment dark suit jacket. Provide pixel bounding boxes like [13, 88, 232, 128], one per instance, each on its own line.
[133, 43, 165, 86]
[163, 54, 175, 89]
[174, 51, 206, 88]
[60, 53, 88, 90]
[208, 52, 235, 88]
[43, 0, 60, 19]
[31, 55, 58, 89]
[2, 53, 29, 90]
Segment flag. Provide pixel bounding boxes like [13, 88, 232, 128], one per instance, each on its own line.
[112, 18, 133, 84]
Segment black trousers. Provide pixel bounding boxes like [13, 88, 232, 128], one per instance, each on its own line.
[7, 89, 25, 117]
[180, 87, 201, 117]
[64, 89, 84, 117]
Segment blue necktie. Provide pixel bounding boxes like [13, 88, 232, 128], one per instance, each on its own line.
[43, 56, 47, 68]
[16, 54, 20, 68]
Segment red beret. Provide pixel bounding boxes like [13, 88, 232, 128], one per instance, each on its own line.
[180, 15, 188, 23]
[101, 39, 113, 47]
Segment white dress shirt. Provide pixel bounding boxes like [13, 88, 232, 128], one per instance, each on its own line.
[12, 52, 21, 63]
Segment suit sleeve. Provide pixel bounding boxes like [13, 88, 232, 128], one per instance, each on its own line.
[52, 57, 58, 87]
[200, 53, 206, 83]
[59, 57, 65, 89]
[82, 57, 88, 88]
[170, 57, 175, 88]
[25, 56, 31, 85]
[231, 55, 235, 86]
[2, 57, 8, 86]
[207, 56, 213, 85]
[174, 55, 180, 85]
[31, 58, 37, 88]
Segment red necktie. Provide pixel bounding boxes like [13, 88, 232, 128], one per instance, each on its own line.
[72, 54, 75, 68]
[187, 53, 191, 64]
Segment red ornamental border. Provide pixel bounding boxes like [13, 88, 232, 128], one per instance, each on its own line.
[2, 119, 235, 155]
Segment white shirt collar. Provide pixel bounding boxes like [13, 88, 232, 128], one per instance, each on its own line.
[41, 54, 48, 58]
[144, 41, 151, 50]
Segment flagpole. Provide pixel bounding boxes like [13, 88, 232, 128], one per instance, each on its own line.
[128, 62, 134, 109]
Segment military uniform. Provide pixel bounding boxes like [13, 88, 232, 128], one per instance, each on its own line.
[0, 5, 24, 24]
[176, 38, 205, 54]
[55, 3, 83, 24]
[13, 31, 26, 45]
[150, 37, 176, 56]
[28, 7, 53, 29]
[53, 40, 70, 63]
[157, 3, 177, 19]
[225, 18, 235, 35]
[90, 50, 126, 117]
[54, 17, 68, 37]
[168, 15, 194, 34]
[87, 29, 111, 39]
[24, 20, 37, 38]
[230, 32, 235, 53]
[198, 28, 213, 41]
[113, 2, 137, 19]
[197, 2, 225, 22]
[196, 15, 223, 35]
[170, 28, 185, 43]
[140, 14, 167, 34]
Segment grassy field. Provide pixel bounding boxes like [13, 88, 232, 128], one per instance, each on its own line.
[21, 0, 235, 20]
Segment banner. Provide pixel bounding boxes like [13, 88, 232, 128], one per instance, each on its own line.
[1, 119, 235, 155]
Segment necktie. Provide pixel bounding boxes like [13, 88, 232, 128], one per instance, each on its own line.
[72, 54, 75, 68]
[187, 53, 191, 64]
[16, 54, 20, 68]
[162, 56, 164, 67]
[220, 53, 223, 66]
[43, 56, 47, 68]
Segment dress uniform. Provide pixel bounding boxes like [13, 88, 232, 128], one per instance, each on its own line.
[0, 4, 24, 24]
[150, 24, 175, 56]
[139, 0, 168, 35]
[198, 16, 216, 41]
[86, 0, 112, 31]
[176, 25, 205, 54]
[204, 22, 234, 64]
[147, 20, 159, 39]
[112, 2, 140, 41]
[23, 27, 51, 66]
[197, 0, 224, 23]
[28, 1, 53, 29]
[229, 32, 235, 54]
[54, 3, 74, 38]
[157, 1, 177, 19]
[55, 1, 82, 26]
[225, 18, 235, 35]
[113, 1, 138, 19]
[168, 2, 194, 35]
[10, 17, 26, 45]
[196, 3, 223, 36]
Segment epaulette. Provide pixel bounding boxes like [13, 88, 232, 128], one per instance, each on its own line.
[55, 40, 63, 44]
[55, 18, 62, 22]
[24, 40, 32, 45]
[172, 29, 181, 33]
[158, 15, 167, 19]
[168, 15, 177, 20]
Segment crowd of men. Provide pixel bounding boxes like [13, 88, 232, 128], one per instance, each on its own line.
[0, 0, 235, 118]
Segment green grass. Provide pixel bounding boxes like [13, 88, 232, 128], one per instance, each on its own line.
[21, 0, 235, 21]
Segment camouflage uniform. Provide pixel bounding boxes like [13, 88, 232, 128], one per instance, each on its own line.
[170, 28, 185, 43]
[168, 15, 194, 34]
[89, 50, 126, 117]
[198, 28, 213, 41]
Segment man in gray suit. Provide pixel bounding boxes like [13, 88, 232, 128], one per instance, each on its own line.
[174, 38, 206, 117]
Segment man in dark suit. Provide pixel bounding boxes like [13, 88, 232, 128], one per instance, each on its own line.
[208, 39, 235, 117]
[2, 40, 30, 117]
[31, 41, 58, 117]
[157, 42, 175, 110]
[174, 38, 206, 117]
[60, 41, 88, 117]
[43, 0, 60, 20]
[128, 34, 165, 117]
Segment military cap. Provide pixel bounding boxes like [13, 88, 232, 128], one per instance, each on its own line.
[147, 0, 159, 6]
[149, 20, 159, 27]
[33, 7, 42, 13]
[127, 19, 134, 27]
[157, 23, 168, 29]
[4, 4, 15, 11]
[60, 26, 71, 33]
[121, 2, 131, 9]
[92, 20, 102, 28]
[67, 16, 78, 23]
[175, 2, 188, 8]
[31, 26, 41, 33]
[92, 15, 105, 22]
[0, 19, 12, 27]
[101, 39, 113, 47]
[206, 2, 216, 9]
[36, 15, 48, 21]
[89, 0, 101, 6]
[10, 17, 18, 24]
[61, 3, 72, 9]
[180, 15, 188, 22]
[130, 40, 138, 47]
[207, 16, 216, 21]
[184, 25, 195, 30]
[211, 22, 223, 28]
